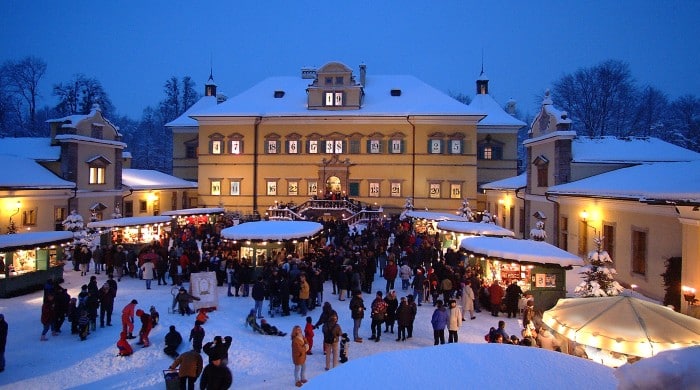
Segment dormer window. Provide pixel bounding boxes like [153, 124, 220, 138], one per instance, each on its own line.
[335, 77, 344, 85]
[86, 155, 111, 185]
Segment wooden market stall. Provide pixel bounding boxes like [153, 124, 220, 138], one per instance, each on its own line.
[161, 207, 226, 239]
[0, 231, 74, 297]
[87, 216, 171, 249]
[220, 220, 324, 273]
[460, 236, 584, 311]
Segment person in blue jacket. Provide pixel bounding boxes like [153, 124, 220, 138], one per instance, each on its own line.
[430, 299, 448, 345]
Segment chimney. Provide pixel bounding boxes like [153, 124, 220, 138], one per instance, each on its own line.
[359, 63, 366, 86]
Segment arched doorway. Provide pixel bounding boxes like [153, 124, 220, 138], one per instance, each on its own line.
[326, 175, 341, 194]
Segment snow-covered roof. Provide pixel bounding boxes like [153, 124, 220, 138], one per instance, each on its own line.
[402, 210, 469, 222]
[87, 216, 171, 229]
[548, 160, 700, 203]
[470, 94, 526, 127]
[220, 221, 323, 241]
[193, 75, 485, 118]
[121, 169, 197, 190]
[54, 134, 127, 149]
[437, 221, 515, 237]
[482, 173, 527, 191]
[0, 155, 75, 189]
[572, 136, 700, 163]
[0, 138, 59, 160]
[460, 236, 583, 266]
[46, 106, 121, 135]
[0, 231, 74, 251]
[165, 95, 219, 127]
[161, 207, 225, 216]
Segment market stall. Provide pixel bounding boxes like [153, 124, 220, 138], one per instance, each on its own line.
[437, 220, 515, 251]
[87, 216, 171, 248]
[460, 236, 583, 311]
[161, 207, 226, 238]
[400, 210, 469, 235]
[0, 231, 74, 297]
[220, 220, 324, 272]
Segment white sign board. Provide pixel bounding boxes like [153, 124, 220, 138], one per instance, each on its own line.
[190, 271, 218, 310]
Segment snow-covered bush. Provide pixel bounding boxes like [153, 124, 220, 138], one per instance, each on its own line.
[575, 236, 624, 297]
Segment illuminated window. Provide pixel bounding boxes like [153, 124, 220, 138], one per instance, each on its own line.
[450, 140, 462, 154]
[267, 140, 278, 154]
[267, 181, 278, 196]
[307, 181, 318, 196]
[391, 139, 403, 154]
[211, 140, 222, 155]
[369, 139, 381, 154]
[324, 92, 344, 106]
[390, 182, 401, 197]
[288, 181, 298, 196]
[308, 140, 319, 154]
[211, 180, 221, 196]
[22, 209, 37, 226]
[287, 140, 299, 154]
[450, 184, 461, 199]
[483, 146, 493, 159]
[230, 140, 242, 155]
[429, 139, 442, 154]
[429, 183, 441, 198]
[230, 180, 240, 196]
[89, 167, 105, 184]
[369, 182, 380, 197]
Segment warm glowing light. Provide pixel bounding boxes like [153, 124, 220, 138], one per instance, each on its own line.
[580, 210, 589, 221]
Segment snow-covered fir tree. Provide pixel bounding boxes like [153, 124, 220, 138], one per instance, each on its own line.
[575, 236, 624, 297]
[480, 210, 495, 224]
[529, 220, 547, 241]
[62, 210, 89, 246]
[458, 199, 474, 221]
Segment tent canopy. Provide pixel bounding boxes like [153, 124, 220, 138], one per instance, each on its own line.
[401, 210, 468, 222]
[87, 216, 171, 229]
[221, 221, 323, 241]
[161, 207, 225, 217]
[460, 236, 583, 267]
[542, 295, 700, 358]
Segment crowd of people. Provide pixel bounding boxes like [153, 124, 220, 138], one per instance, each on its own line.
[26, 213, 576, 388]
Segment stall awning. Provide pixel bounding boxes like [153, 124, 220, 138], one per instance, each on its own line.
[87, 216, 171, 229]
[0, 231, 74, 252]
[437, 221, 515, 237]
[401, 210, 469, 222]
[221, 221, 323, 241]
[460, 236, 583, 267]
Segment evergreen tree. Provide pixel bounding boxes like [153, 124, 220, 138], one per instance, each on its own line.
[575, 236, 624, 297]
[457, 199, 474, 221]
[62, 209, 88, 247]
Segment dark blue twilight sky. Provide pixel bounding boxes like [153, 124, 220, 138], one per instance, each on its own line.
[1, 0, 698, 119]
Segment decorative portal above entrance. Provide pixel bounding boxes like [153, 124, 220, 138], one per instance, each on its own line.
[326, 176, 341, 193]
[319, 155, 352, 198]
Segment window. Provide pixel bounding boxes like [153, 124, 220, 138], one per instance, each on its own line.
[287, 181, 298, 196]
[429, 183, 441, 198]
[326, 140, 343, 154]
[267, 181, 278, 196]
[266, 140, 279, 154]
[390, 182, 401, 197]
[124, 201, 133, 217]
[369, 182, 380, 197]
[483, 146, 493, 159]
[509, 206, 515, 230]
[230, 140, 242, 155]
[450, 183, 462, 199]
[324, 92, 344, 106]
[22, 209, 37, 226]
[631, 229, 647, 275]
[91, 125, 103, 139]
[54, 207, 66, 223]
[450, 140, 462, 154]
[533, 155, 550, 187]
[89, 167, 105, 184]
[349, 139, 361, 154]
[348, 182, 360, 197]
[287, 140, 299, 154]
[210, 180, 221, 196]
[185, 144, 197, 158]
[171, 191, 177, 210]
[308, 140, 319, 154]
[390, 139, 403, 154]
[325, 77, 333, 85]
[230, 180, 241, 196]
[429, 139, 442, 154]
[335, 77, 343, 85]
[369, 139, 381, 154]
[603, 224, 615, 264]
[478, 136, 504, 160]
[578, 220, 588, 256]
[139, 200, 147, 213]
[211, 140, 222, 155]
[307, 181, 318, 196]
[560, 216, 569, 251]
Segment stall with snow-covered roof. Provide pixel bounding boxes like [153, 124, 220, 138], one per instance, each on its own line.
[87, 216, 171, 248]
[436, 220, 515, 253]
[161, 207, 226, 240]
[220, 221, 324, 272]
[400, 210, 470, 236]
[460, 236, 583, 311]
[0, 231, 74, 297]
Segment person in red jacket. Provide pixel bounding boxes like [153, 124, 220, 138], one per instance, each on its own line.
[383, 259, 398, 293]
[135, 309, 152, 347]
[121, 299, 138, 339]
[488, 281, 504, 317]
[117, 331, 133, 356]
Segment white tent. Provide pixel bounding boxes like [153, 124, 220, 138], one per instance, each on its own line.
[220, 220, 323, 241]
[437, 220, 515, 237]
[543, 295, 700, 358]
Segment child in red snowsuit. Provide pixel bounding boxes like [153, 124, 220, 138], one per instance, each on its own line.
[304, 316, 315, 355]
[135, 309, 152, 347]
[117, 331, 133, 356]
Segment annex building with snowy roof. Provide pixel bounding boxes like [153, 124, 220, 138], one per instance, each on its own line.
[481, 91, 700, 313]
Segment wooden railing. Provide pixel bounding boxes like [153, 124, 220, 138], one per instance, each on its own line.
[266, 199, 383, 223]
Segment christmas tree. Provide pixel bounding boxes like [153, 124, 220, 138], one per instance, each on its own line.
[458, 199, 474, 221]
[575, 236, 624, 297]
[62, 210, 89, 246]
[529, 220, 547, 241]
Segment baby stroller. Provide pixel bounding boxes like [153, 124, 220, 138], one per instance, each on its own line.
[268, 295, 282, 318]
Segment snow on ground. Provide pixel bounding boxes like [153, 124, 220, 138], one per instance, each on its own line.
[0, 268, 616, 389]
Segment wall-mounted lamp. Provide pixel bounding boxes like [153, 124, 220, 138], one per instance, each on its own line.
[580, 210, 589, 222]
[682, 285, 697, 306]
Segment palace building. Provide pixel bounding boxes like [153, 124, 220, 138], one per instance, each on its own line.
[168, 61, 523, 217]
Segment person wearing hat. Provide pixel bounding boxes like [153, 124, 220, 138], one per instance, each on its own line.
[199, 351, 232, 390]
[176, 287, 200, 316]
[163, 325, 183, 358]
[121, 299, 138, 339]
[349, 290, 365, 342]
